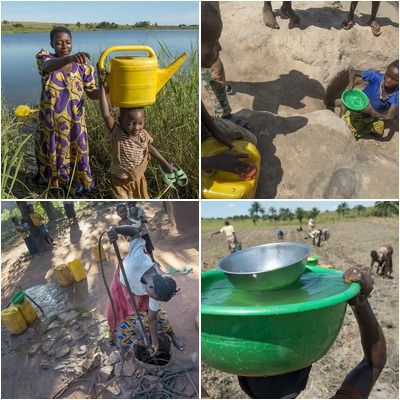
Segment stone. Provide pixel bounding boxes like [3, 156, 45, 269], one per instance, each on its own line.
[54, 363, 67, 371]
[27, 343, 41, 356]
[104, 350, 120, 366]
[81, 312, 90, 318]
[63, 310, 79, 322]
[106, 383, 121, 396]
[47, 320, 62, 330]
[55, 345, 70, 359]
[42, 340, 56, 353]
[99, 365, 114, 381]
[114, 362, 123, 377]
[93, 352, 102, 368]
[121, 360, 136, 377]
[59, 335, 72, 345]
[76, 345, 87, 356]
[40, 361, 53, 369]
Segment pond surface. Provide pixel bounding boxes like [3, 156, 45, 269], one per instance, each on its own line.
[1, 29, 198, 105]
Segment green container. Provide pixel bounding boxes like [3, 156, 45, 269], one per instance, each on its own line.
[11, 291, 25, 305]
[341, 89, 369, 112]
[307, 255, 319, 266]
[202, 267, 360, 376]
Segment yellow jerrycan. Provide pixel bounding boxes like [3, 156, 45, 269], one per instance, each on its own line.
[202, 138, 261, 199]
[92, 244, 107, 263]
[97, 45, 188, 108]
[1, 306, 28, 335]
[67, 259, 87, 282]
[54, 264, 75, 287]
[11, 291, 37, 324]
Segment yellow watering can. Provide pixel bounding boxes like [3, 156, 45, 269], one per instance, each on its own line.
[98, 45, 188, 108]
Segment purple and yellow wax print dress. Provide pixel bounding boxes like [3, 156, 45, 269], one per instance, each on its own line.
[35, 49, 97, 190]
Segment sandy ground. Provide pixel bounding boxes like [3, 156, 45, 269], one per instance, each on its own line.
[1, 201, 199, 399]
[201, 218, 399, 399]
[202, 1, 399, 198]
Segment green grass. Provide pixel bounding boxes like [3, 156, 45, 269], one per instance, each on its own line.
[1, 46, 198, 199]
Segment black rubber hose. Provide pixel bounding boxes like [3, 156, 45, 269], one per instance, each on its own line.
[98, 230, 122, 353]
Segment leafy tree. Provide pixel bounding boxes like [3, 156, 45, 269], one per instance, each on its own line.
[279, 208, 291, 221]
[249, 202, 265, 224]
[336, 202, 350, 217]
[295, 208, 305, 224]
[374, 201, 399, 217]
[354, 204, 366, 217]
[2, 20, 9, 25]
[76, 22, 81, 28]
[267, 207, 277, 222]
[309, 207, 320, 219]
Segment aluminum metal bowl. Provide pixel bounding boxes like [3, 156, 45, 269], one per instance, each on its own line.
[217, 242, 312, 291]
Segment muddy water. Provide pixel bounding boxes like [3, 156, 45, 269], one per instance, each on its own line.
[25, 283, 71, 317]
[202, 271, 350, 308]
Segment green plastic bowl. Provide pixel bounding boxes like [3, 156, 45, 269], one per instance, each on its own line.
[341, 89, 369, 112]
[307, 255, 319, 266]
[11, 291, 25, 305]
[202, 266, 360, 376]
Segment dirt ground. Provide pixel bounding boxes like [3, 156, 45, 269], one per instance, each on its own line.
[201, 218, 399, 399]
[1, 201, 199, 399]
[202, 1, 399, 198]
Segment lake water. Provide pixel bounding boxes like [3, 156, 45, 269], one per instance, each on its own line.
[1, 29, 198, 105]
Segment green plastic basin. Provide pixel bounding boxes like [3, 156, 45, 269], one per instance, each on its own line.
[202, 266, 360, 376]
[342, 89, 369, 112]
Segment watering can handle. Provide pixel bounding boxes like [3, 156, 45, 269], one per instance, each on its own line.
[97, 46, 157, 70]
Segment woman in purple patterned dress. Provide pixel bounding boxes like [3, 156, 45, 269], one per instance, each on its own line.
[35, 26, 99, 196]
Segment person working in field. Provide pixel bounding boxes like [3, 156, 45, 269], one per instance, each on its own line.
[97, 67, 176, 199]
[201, 2, 257, 176]
[34, 26, 99, 197]
[27, 204, 54, 247]
[337, 60, 399, 140]
[105, 224, 184, 353]
[211, 220, 239, 254]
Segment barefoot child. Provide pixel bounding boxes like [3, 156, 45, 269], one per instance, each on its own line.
[211, 220, 238, 254]
[27, 204, 54, 246]
[105, 225, 184, 353]
[338, 60, 399, 139]
[97, 68, 176, 198]
[35, 26, 99, 196]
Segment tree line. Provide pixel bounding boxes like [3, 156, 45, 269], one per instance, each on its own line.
[219, 201, 400, 225]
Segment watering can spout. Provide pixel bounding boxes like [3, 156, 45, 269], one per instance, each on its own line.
[156, 52, 188, 94]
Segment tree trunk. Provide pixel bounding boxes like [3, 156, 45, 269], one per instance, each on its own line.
[17, 202, 49, 252]
[40, 202, 62, 221]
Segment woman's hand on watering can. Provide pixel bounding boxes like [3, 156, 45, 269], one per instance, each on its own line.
[343, 267, 373, 306]
[107, 226, 118, 243]
[70, 52, 91, 64]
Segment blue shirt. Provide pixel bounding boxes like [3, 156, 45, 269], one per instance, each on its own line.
[362, 70, 399, 113]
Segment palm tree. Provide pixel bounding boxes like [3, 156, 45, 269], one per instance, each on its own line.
[309, 207, 320, 219]
[279, 208, 291, 220]
[337, 202, 350, 217]
[267, 207, 277, 222]
[249, 202, 265, 223]
[354, 204, 366, 217]
[374, 201, 399, 217]
[295, 208, 305, 225]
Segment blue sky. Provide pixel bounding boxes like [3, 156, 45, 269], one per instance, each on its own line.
[1, 1, 198, 25]
[201, 201, 377, 218]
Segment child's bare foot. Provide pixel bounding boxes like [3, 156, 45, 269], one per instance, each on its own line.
[280, 3, 300, 29]
[169, 332, 184, 351]
[368, 19, 382, 36]
[263, 3, 280, 29]
[341, 17, 354, 30]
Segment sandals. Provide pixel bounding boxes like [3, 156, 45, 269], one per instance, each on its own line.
[369, 20, 382, 37]
[159, 164, 188, 187]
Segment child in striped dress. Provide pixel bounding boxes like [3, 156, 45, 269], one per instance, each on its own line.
[97, 68, 176, 199]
